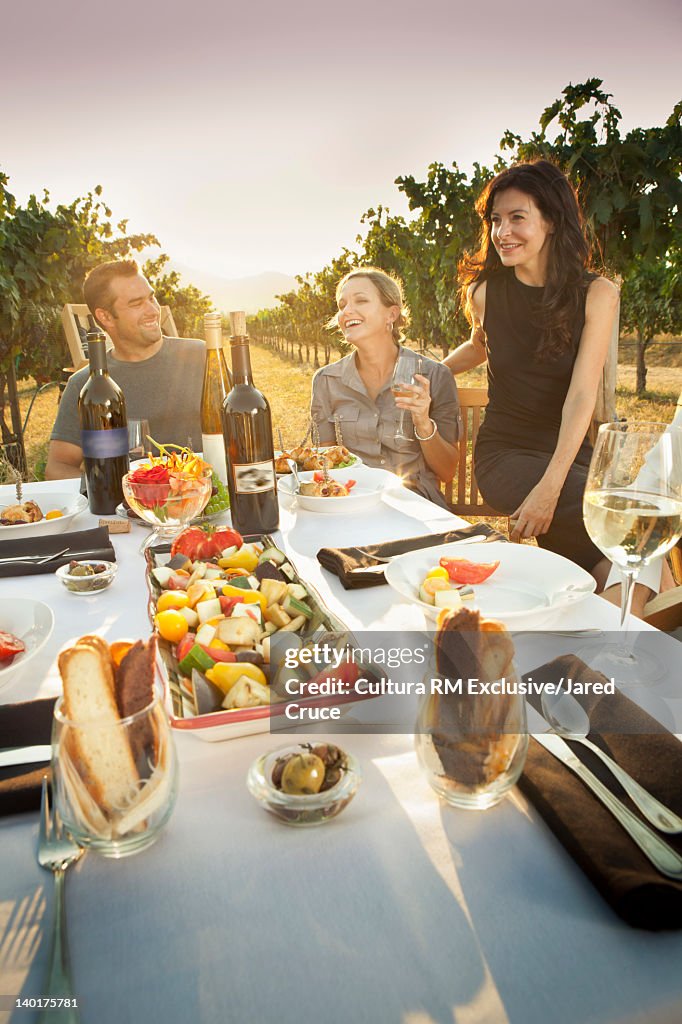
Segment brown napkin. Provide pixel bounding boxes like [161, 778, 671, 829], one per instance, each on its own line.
[0, 526, 115, 577]
[317, 523, 503, 589]
[0, 698, 56, 816]
[519, 655, 682, 930]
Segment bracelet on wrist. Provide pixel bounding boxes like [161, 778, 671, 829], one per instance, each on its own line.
[414, 418, 437, 441]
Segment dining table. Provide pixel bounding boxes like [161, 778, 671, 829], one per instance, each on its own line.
[1, 476, 681, 1024]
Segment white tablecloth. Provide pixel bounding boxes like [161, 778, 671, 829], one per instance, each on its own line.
[1, 480, 681, 1024]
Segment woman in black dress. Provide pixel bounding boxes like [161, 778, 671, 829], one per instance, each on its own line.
[444, 160, 619, 585]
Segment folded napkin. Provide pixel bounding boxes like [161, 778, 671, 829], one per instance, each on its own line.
[519, 655, 682, 930]
[0, 526, 115, 578]
[0, 697, 56, 816]
[317, 523, 504, 589]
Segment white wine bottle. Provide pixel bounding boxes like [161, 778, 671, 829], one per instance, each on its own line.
[78, 329, 129, 514]
[221, 311, 279, 534]
[201, 311, 232, 483]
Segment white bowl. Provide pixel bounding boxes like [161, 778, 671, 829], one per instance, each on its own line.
[278, 466, 387, 514]
[0, 598, 55, 690]
[384, 540, 596, 629]
[0, 488, 88, 541]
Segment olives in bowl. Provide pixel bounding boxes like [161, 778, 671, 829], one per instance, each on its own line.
[56, 559, 117, 594]
[247, 742, 360, 826]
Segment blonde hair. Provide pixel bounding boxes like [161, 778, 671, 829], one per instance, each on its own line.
[328, 267, 410, 344]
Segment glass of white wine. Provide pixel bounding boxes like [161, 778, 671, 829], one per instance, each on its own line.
[582, 421, 682, 683]
[391, 353, 421, 441]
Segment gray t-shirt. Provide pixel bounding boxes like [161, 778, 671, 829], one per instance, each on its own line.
[311, 347, 461, 507]
[52, 337, 205, 451]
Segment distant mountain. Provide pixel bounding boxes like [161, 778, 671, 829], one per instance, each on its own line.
[167, 262, 297, 314]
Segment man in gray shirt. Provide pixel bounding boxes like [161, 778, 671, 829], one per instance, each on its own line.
[46, 259, 205, 479]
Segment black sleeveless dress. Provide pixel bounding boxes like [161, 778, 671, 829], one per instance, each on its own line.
[474, 269, 602, 572]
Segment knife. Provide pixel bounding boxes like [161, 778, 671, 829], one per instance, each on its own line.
[534, 732, 682, 880]
[350, 533, 490, 573]
[0, 744, 52, 769]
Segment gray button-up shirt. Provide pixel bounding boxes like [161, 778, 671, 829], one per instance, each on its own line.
[310, 347, 460, 507]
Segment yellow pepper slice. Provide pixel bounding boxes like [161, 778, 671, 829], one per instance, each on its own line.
[205, 661, 267, 695]
[218, 549, 259, 572]
[221, 583, 267, 612]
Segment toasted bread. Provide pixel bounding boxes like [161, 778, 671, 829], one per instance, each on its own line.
[58, 638, 139, 813]
[430, 607, 520, 787]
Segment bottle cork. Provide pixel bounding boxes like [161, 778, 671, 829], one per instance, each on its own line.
[229, 311, 247, 337]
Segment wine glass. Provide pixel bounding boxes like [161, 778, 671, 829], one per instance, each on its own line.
[128, 419, 151, 463]
[391, 353, 420, 441]
[582, 421, 682, 684]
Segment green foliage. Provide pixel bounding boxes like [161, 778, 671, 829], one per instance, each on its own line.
[0, 172, 212, 384]
[142, 254, 212, 338]
[252, 80, 681, 389]
[0, 172, 158, 380]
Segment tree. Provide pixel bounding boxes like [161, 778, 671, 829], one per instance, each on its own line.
[620, 256, 675, 394]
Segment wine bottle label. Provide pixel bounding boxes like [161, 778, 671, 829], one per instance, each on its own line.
[202, 433, 228, 484]
[81, 427, 129, 459]
[232, 460, 276, 494]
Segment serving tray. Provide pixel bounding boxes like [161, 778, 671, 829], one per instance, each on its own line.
[145, 535, 376, 741]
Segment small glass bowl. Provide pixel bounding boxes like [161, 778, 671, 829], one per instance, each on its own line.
[56, 559, 118, 595]
[247, 744, 361, 827]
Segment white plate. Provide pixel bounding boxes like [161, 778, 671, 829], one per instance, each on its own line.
[0, 598, 55, 690]
[384, 541, 596, 628]
[278, 466, 387, 514]
[0, 487, 88, 541]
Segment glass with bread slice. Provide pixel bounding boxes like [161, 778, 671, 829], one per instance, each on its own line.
[52, 635, 178, 857]
[415, 606, 528, 810]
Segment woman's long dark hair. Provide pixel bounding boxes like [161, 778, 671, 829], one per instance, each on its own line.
[459, 160, 592, 361]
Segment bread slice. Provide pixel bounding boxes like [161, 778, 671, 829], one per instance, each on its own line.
[115, 637, 157, 774]
[58, 638, 139, 813]
[430, 607, 519, 787]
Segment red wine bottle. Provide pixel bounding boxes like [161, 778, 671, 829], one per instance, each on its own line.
[221, 311, 279, 534]
[78, 329, 129, 514]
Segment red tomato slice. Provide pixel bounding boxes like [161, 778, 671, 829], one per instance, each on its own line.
[211, 528, 243, 556]
[175, 633, 196, 663]
[439, 558, 500, 584]
[0, 631, 25, 662]
[171, 527, 214, 561]
[219, 595, 244, 616]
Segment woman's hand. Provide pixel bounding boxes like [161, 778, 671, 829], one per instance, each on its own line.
[394, 373, 432, 435]
[510, 478, 561, 540]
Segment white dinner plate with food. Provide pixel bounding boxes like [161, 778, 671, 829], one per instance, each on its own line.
[0, 598, 55, 691]
[278, 466, 388, 514]
[384, 540, 596, 628]
[0, 487, 88, 541]
[274, 446, 363, 476]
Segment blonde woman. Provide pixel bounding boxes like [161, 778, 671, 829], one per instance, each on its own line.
[311, 268, 460, 507]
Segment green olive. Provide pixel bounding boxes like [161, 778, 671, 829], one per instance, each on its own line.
[69, 564, 95, 577]
[280, 753, 326, 795]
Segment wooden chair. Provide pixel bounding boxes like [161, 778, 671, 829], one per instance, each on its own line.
[442, 387, 498, 516]
[588, 289, 620, 443]
[61, 303, 179, 371]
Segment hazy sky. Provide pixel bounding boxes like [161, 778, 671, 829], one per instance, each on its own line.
[2, 0, 680, 280]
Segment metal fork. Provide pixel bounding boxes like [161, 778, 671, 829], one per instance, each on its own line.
[0, 547, 69, 567]
[37, 777, 83, 1023]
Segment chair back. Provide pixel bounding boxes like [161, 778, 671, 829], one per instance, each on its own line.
[443, 386, 498, 515]
[61, 303, 179, 369]
[589, 289, 620, 443]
